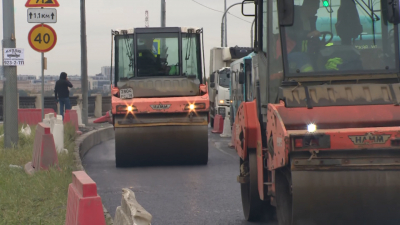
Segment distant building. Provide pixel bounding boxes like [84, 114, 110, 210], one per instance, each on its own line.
[88, 76, 110, 91]
[101, 66, 114, 80]
[18, 75, 36, 81]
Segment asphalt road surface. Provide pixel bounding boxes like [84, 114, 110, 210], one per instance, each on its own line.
[82, 128, 278, 225]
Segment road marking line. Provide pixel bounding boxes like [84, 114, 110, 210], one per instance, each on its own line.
[214, 141, 237, 159]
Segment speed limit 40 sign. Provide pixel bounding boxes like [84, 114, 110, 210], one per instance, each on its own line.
[28, 24, 57, 52]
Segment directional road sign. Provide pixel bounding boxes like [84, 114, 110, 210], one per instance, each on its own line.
[3, 48, 24, 66]
[25, 0, 60, 7]
[27, 8, 57, 23]
[28, 24, 57, 52]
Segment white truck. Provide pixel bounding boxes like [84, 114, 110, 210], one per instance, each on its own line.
[209, 47, 252, 127]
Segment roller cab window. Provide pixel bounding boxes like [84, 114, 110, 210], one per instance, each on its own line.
[279, 0, 398, 77]
[115, 34, 134, 81]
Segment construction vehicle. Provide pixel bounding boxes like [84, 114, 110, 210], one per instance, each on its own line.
[229, 52, 255, 130]
[209, 47, 252, 127]
[108, 27, 209, 167]
[234, 0, 400, 224]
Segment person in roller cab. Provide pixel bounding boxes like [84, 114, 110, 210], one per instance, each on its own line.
[285, 0, 321, 73]
[285, 0, 364, 73]
[137, 38, 163, 75]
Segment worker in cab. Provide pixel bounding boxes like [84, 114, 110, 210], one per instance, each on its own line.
[137, 38, 163, 76]
[285, 0, 321, 73]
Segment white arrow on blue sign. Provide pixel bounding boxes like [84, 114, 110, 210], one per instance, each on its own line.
[27, 8, 57, 23]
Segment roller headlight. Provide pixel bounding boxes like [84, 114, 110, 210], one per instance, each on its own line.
[219, 100, 224, 104]
[184, 103, 206, 111]
[116, 105, 137, 113]
[307, 124, 317, 133]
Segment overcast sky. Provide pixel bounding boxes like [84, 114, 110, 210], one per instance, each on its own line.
[0, 0, 254, 77]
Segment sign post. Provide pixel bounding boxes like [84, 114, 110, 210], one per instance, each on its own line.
[26, 0, 59, 119]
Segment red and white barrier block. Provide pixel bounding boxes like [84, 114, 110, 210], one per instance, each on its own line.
[24, 122, 58, 175]
[65, 171, 106, 225]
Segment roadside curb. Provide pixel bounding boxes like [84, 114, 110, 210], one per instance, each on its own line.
[73, 125, 115, 225]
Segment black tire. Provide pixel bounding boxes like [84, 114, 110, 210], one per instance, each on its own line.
[210, 117, 214, 128]
[241, 150, 263, 221]
[275, 169, 293, 225]
[195, 148, 208, 165]
[115, 146, 129, 167]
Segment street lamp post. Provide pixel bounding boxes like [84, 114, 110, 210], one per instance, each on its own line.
[251, 18, 255, 48]
[221, 2, 252, 47]
[224, 0, 227, 47]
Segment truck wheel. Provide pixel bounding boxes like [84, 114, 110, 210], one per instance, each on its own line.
[275, 169, 292, 225]
[241, 150, 263, 221]
[210, 117, 214, 128]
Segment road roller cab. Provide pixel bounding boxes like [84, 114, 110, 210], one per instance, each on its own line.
[110, 27, 209, 167]
[234, 0, 400, 224]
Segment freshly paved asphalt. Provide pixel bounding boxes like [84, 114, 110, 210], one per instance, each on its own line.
[82, 128, 278, 225]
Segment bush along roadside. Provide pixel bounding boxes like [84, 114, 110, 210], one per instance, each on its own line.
[0, 123, 77, 224]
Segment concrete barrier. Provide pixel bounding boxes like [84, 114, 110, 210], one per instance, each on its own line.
[73, 126, 115, 225]
[24, 122, 58, 175]
[114, 188, 152, 225]
[65, 171, 106, 225]
[95, 94, 103, 118]
[72, 105, 85, 127]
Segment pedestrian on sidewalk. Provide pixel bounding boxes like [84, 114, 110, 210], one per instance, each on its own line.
[54, 72, 73, 120]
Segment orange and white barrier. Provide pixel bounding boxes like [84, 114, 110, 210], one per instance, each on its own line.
[24, 122, 58, 175]
[211, 114, 224, 134]
[65, 171, 106, 225]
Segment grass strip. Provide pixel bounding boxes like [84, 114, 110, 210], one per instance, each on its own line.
[0, 123, 77, 225]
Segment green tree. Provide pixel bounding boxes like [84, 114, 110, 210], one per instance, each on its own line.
[18, 89, 28, 97]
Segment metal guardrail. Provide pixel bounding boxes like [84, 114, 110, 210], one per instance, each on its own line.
[102, 96, 111, 115]
[0, 95, 109, 121]
[88, 96, 95, 117]
[70, 96, 78, 107]
[19, 96, 36, 109]
[44, 97, 58, 113]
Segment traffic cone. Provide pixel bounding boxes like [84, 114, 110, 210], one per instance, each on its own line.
[211, 114, 224, 134]
[220, 114, 231, 138]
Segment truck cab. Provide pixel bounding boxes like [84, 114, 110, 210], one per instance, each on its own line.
[209, 67, 231, 125]
[209, 47, 252, 127]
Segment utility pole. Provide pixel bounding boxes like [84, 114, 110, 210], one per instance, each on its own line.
[161, 0, 166, 27]
[145, 10, 149, 27]
[251, 18, 255, 48]
[41, 52, 44, 119]
[2, 0, 18, 148]
[224, 0, 227, 47]
[80, 0, 88, 125]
